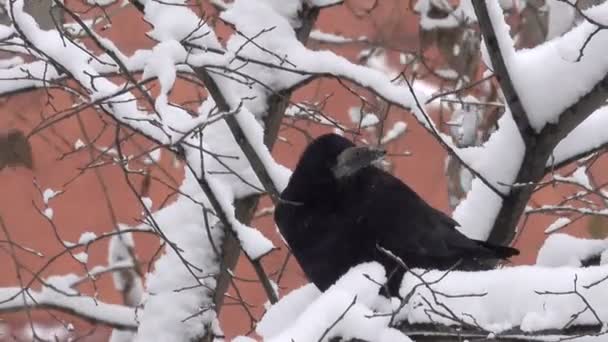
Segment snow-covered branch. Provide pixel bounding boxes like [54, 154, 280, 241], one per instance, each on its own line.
[0, 286, 137, 330]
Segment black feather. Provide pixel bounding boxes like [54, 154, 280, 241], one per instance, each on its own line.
[275, 134, 519, 297]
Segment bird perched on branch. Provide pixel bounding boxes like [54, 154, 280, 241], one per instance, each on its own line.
[275, 133, 519, 297]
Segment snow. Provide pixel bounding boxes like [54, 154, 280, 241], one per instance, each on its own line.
[381, 121, 407, 144]
[10, 0, 170, 142]
[220, 0, 428, 128]
[78, 232, 97, 245]
[348, 107, 379, 128]
[486, 1, 608, 132]
[537, 233, 608, 267]
[0, 24, 13, 40]
[258, 0, 303, 28]
[145, 148, 161, 164]
[571, 166, 592, 189]
[232, 336, 257, 342]
[141, 197, 153, 212]
[399, 265, 608, 333]
[260, 262, 412, 342]
[308, 0, 342, 7]
[0, 286, 137, 329]
[134, 172, 222, 342]
[544, 217, 572, 234]
[74, 139, 85, 150]
[206, 172, 275, 260]
[310, 30, 367, 43]
[42, 188, 61, 204]
[546, 0, 576, 40]
[551, 106, 608, 167]
[0, 56, 23, 69]
[257, 283, 321, 338]
[109, 329, 135, 342]
[73, 252, 88, 264]
[43, 208, 54, 220]
[452, 110, 525, 240]
[86, 0, 116, 5]
[143, 0, 221, 50]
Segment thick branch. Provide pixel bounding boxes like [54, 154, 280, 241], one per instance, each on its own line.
[210, 4, 320, 318]
[473, 2, 533, 140]
[488, 70, 608, 246]
[471, 2, 608, 246]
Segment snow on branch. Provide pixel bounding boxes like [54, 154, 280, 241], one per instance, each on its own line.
[0, 286, 137, 330]
[257, 263, 411, 342]
[537, 233, 608, 268]
[134, 173, 223, 342]
[479, 1, 608, 133]
[256, 261, 608, 341]
[551, 106, 608, 169]
[399, 265, 608, 337]
[452, 110, 524, 240]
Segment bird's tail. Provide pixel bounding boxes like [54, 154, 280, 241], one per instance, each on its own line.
[474, 240, 520, 259]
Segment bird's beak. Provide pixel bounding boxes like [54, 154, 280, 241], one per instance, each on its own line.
[332, 146, 386, 179]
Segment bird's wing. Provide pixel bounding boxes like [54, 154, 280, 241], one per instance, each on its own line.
[351, 168, 493, 263]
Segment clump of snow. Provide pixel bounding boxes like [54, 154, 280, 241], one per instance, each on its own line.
[143, 0, 221, 50]
[381, 121, 407, 144]
[311, 30, 367, 44]
[42, 188, 61, 204]
[43, 208, 54, 220]
[144, 149, 161, 165]
[537, 233, 608, 267]
[85, 0, 116, 5]
[544, 217, 572, 234]
[348, 107, 379, 128]
[73, 252, 88, 264]
[74, 139, 85, 150]
[78, 232, 97, 245]
[206, 173, 275, 259]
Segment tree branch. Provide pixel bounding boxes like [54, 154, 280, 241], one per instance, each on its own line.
[0, 288, 137, 330]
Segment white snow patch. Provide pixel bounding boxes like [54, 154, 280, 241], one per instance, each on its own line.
[399, 265, 608, 332]
[78, 232, 97, 245]
[544, 217, 572, 234]
[537, 233, 608, 267]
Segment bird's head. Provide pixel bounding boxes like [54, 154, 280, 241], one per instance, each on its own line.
[281, 133, 386, 202]
[295, 133, 386, 180]
[331, 143, 386, 179]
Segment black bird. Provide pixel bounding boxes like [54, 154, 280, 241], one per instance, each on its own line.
[274, 133, 519, 297]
